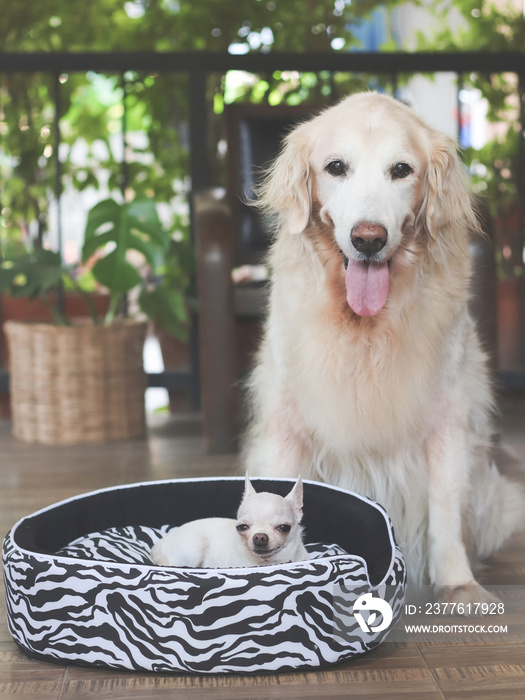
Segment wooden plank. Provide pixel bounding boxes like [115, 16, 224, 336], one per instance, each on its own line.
[61, 667, 445, 700]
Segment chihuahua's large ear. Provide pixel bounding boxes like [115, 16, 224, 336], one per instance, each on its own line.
[243, 472, 257, 500]
[285, 476, 304, 519]
[253, 122, 312, 235]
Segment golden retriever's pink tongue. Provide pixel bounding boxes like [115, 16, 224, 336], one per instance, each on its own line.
[345, 260, 390, 316]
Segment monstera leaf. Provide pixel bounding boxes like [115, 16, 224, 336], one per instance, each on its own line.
[82, 197, 170, 322]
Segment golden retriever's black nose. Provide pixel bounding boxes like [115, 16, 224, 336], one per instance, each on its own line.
[253, 533, 269, 548]
[351, 222, 388, 257]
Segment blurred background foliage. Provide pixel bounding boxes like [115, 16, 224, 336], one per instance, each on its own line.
[417, 0, 525, 279]
[1, 0, 525, 282]
[0, 0, 390, 53]
[0, 0, 400, 258]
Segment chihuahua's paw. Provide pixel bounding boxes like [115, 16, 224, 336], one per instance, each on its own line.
[150, 543, 169, 566]
[436, 582, 500, 615]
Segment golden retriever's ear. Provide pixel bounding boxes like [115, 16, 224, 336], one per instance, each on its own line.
[418, 134, 481, 255]
[253, 123, 312, 235]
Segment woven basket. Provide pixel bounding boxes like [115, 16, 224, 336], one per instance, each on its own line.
[4, 319, 147, 445]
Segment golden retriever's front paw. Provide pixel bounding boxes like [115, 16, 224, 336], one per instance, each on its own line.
[437, 582, 500, 615]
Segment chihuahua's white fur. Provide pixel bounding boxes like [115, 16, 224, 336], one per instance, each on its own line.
[150, 476, 308, 568]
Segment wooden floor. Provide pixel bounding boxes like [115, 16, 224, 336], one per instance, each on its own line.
[1, 398, 525, 700]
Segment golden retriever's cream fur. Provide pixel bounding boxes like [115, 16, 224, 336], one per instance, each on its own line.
[244, 92, 524, 601]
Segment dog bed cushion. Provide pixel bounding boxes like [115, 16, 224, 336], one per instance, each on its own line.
[3, 478, 406, 673]
[57, 525, 350, 564]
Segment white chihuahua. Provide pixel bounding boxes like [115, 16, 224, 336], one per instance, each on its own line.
[150, 476, 308, 568]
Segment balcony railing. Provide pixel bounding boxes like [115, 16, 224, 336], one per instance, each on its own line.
[1, 50, 525, 402]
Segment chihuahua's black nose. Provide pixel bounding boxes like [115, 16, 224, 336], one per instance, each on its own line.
[253, 533, 269, 548]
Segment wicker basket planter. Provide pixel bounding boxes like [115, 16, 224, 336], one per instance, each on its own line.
[4, 319, 147, 445]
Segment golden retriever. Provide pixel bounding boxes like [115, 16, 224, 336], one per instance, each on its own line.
[244, 92, 524, 603]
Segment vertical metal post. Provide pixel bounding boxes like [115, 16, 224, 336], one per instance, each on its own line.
[189, 69, 211, 194]
[456, 72, 463, 146]
[518, 74, 525, 365]
[188, 68, 211, 411]
[391, 72, 398, 98]
[53, 72, 64, 315]
[120, 73, 129, 198]
[120, 73, 129, 317]
[0, 75, 4, 369]
[329, 71, 337, 103]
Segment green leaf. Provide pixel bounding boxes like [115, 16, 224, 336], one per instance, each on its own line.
[82, 199, 121, 260]
[82, 197, 170, 298]
[139, 286, 189, 340]
[0, 263, 17, 294]
[127, 198, 167, 250]
[0, 249, 64, 298]
[81, 230, 117, 261]
[168, 288, 189, 323]
[125, 233, 162, 269]
[91, 250, 142, 293]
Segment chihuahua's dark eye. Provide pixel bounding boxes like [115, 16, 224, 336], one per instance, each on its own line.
[276, 524, 291, 533]
[236, 524, 249, 532]
[325, 160, 346, 177]
[391, 162, 413, 179]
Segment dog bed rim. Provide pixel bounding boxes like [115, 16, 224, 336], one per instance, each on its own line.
[6, 476, 399, 589]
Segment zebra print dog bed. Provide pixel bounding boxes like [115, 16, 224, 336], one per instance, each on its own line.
[3, 478, 406, 674]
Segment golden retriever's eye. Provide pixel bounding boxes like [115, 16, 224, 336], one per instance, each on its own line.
[276, 524, 291, 533]
[392, 162, 413, 179]
[325, 160, 347, 177]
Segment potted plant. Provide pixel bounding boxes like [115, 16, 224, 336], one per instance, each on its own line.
[0, 196, 191, 444]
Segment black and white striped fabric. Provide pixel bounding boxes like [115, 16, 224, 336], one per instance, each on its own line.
[2, 478, 406, 673]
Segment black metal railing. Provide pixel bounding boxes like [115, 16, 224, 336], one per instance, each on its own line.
[1, 50, 525, 399]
